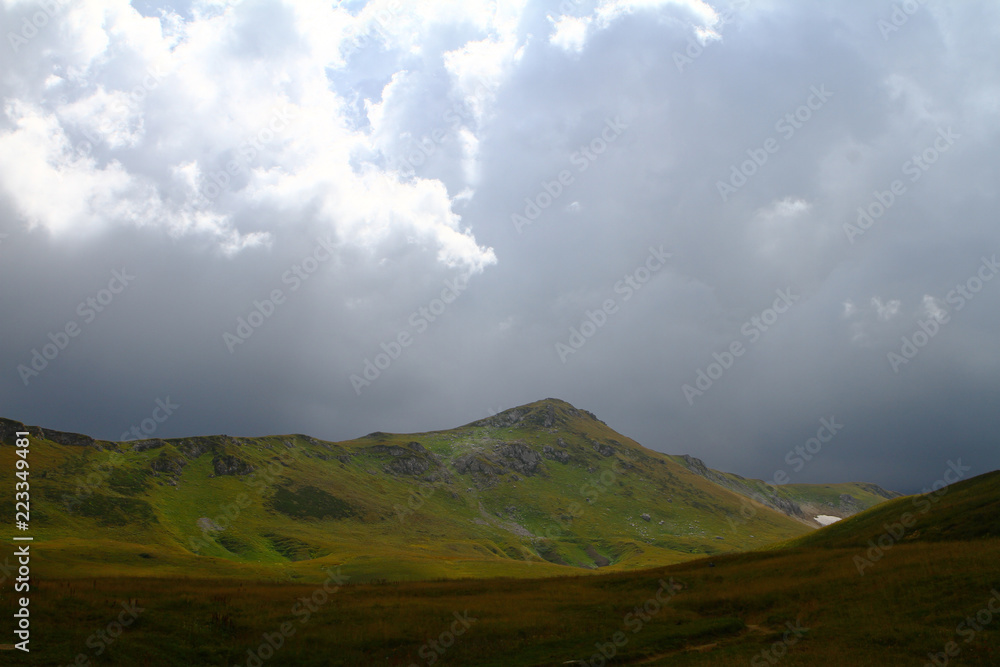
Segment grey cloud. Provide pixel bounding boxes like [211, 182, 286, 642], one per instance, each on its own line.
[1, 0, 998, 495]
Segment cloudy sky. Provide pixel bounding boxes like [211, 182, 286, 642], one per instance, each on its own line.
[1, 0, 997, 494]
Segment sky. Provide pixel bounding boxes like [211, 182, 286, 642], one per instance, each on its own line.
[1, 0, 998, 494]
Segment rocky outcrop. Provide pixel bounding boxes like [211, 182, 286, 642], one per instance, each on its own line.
[542, 445, 570, 464]
[451, 441, 546, 488]
[176, 438, 213, 460]
[592, 440, 615, 457]
[453, 454, 505, 477]
[212, 455, 254, 476]
[677, 454, 809, 520]
[367, 444, 409, 457]
[471, 399, 584, 430]
[385, 456, 431, 477]
[0, 418, 29, 446]
[365, 442, 437, 478]
[151, 454, 187, 476]
[472, 409, 527, 428]
[21, 426, 119, 450]
[132, 439, 167, 452]
[493, 442, 542, 475]
[40, 427, 97, 448]
[543, 403, 555, 428]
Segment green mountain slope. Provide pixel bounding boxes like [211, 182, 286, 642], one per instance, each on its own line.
[0, 399, 894, 582]
[786, 466, 1000, 550]
[670, 454, 900, 525]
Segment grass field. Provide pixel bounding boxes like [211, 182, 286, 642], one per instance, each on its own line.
[3, 538, 998, 666]
[3, 471, 998, 666]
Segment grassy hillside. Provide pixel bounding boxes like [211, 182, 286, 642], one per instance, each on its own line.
[787, 468, 1000, 550]
[0, 405, 994, 665]
[2, 493, 997, 665]
[0, 399, 823, 582]
[670, 454, 900, 525]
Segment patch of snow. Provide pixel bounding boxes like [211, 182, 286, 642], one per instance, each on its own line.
[815, 515, 841, 525]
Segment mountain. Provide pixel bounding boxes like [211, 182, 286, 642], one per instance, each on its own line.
[670, 453, 900, 525]
[0, 398, 897, 582]
[2, 447, 995, 666]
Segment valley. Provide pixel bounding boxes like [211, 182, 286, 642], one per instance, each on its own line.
[2, 400, 996, 665]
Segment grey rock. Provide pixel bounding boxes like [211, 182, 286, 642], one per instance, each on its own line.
[0, 418, 29, 446]
[366, 442, 436, 477]
[212, 454, 254, 476]
[151, 455, 186, 475]
[542, 445, 570, 463]
[366, 444, 409, 457]
[592, 441, 615, 457]
[132, 439, 167, 452]
[384, 456, 431, 477]
[41, 427, 99, 448]
[493, 441, 542, 475]
[453, 454, 505, 476]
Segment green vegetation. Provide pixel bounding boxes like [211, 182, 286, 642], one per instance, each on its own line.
[3, 533, 998, 664]
[669, 454, 900, 523]
[267, 485, 355, 520]
[6, 400, 982, 665]
[0, 400, 840, 581]
[788, 469, 1000, 549]
[75, 493, 158, 527]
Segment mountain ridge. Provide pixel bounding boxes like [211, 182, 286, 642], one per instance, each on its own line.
[0, 398, 896, 582]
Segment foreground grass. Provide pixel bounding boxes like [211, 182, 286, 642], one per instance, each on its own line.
[3, 539, 998, 666]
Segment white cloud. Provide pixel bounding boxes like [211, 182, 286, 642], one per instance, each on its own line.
[443, 36, 522, 125]
[550, 15, 591, 53]
[594, 0, 719, 30]
[549, 0, 720, 53]
[0, 0, 498, 272]
[0, 101, 138, 236]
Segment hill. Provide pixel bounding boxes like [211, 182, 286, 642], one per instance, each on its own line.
[670, 453, 900, 525]
[786, 466, 1000, 551]
[0, 399, 895, 583]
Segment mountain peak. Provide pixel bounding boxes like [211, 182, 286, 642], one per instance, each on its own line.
[467, 398, 605, 431]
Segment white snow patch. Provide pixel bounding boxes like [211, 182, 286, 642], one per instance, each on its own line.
[815, 515, 841, 526]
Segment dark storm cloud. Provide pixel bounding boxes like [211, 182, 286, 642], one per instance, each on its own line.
[1, 0, 997, 494]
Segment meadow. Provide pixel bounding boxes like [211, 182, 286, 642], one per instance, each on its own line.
[4, 536, 998, 666]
